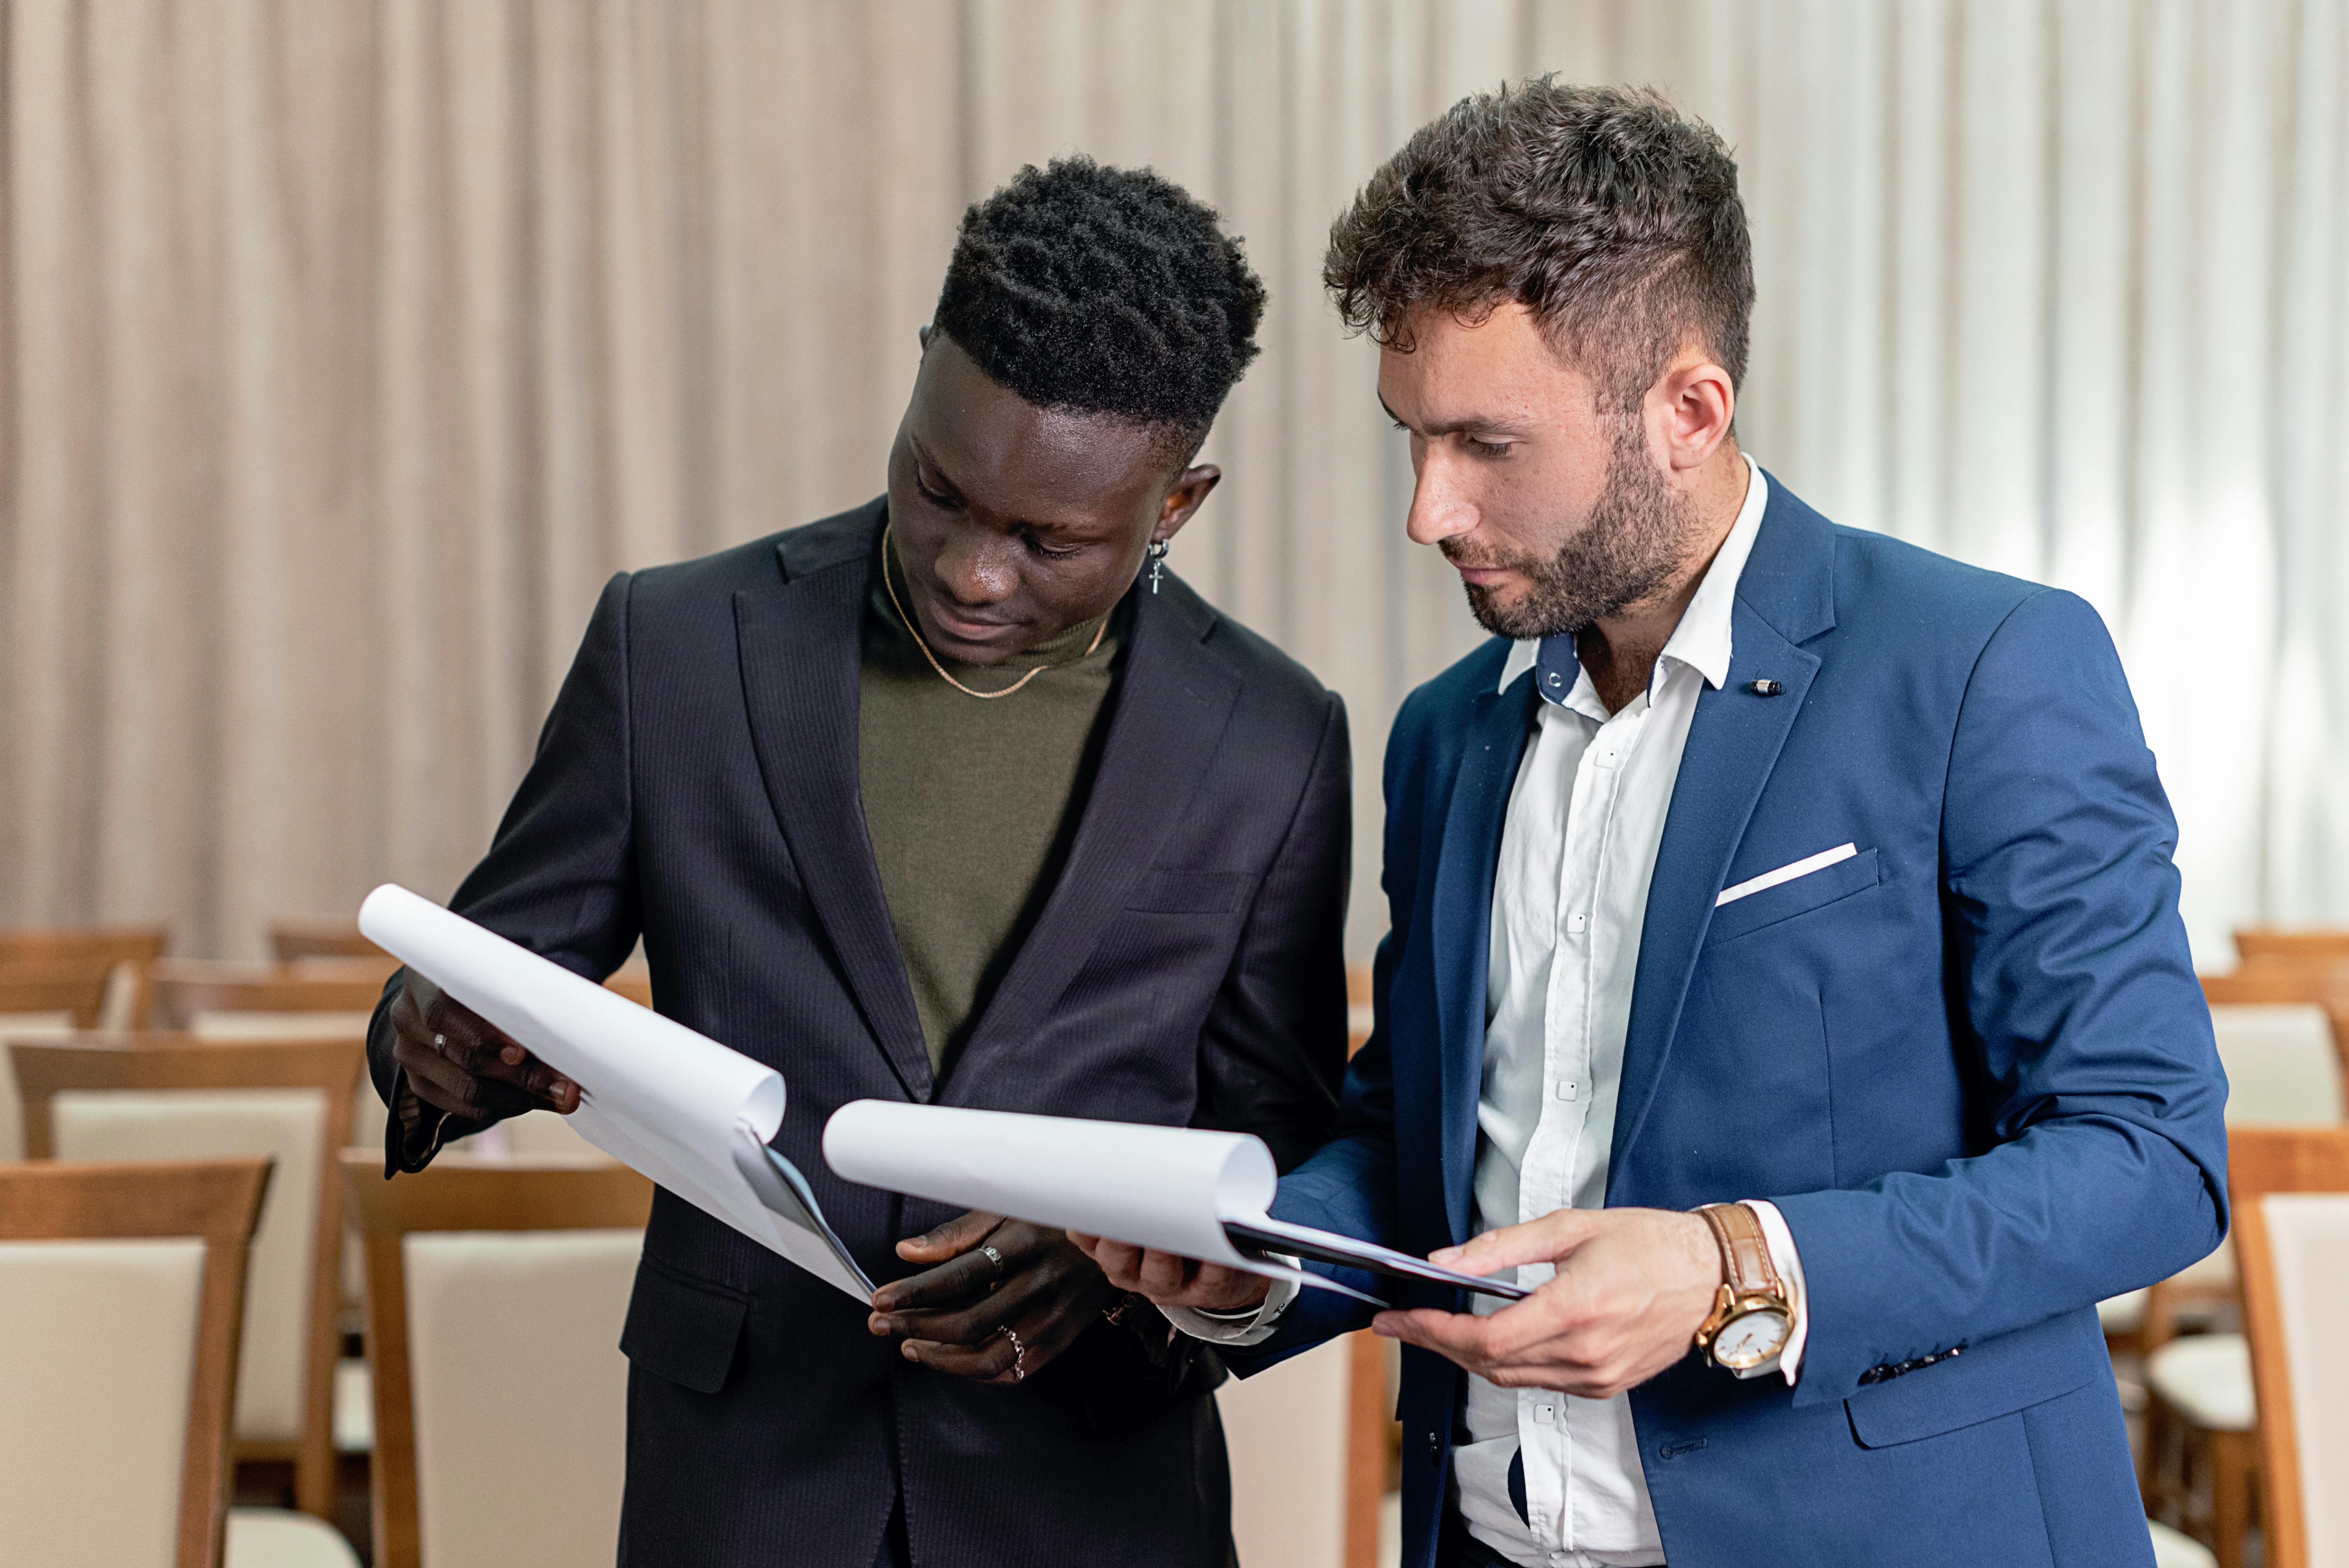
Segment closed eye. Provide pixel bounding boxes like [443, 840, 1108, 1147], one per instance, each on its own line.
[1022, 528, 1082, 561]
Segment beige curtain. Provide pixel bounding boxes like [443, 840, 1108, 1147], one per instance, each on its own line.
[5, 0, 2344, 964]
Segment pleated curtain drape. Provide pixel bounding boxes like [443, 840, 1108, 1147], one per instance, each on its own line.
[4, 0, 2346, 965]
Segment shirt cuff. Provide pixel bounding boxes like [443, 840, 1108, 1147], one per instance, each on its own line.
[1162, 1265, 1302, 1348]
[1735, 1199, 1807, 1385]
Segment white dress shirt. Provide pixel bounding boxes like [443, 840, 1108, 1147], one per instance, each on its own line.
[1176, 456, 1807, 1568]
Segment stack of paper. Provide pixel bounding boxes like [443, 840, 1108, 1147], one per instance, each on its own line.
[358, 885, 873, 1302]
[823, 1102, 1526, 1302]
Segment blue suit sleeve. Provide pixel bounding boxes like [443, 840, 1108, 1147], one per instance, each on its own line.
[1222, 687, 1440, 1368]
[1771, 588, 2228, 1405]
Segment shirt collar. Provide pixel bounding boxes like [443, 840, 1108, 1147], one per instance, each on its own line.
[1497, 453, 1769, 700]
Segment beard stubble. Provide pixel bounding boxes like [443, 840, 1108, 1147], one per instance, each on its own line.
[1444, 420, 1698, 642]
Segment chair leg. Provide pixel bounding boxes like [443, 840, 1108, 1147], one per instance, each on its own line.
[2208, 1429, 2256, 1568]
[2138, 1396, 2168, 1516]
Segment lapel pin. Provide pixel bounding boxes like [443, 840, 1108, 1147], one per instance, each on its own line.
[1748, 679, 1783, 697]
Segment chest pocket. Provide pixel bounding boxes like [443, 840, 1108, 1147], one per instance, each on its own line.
[1704, 846, 1882, 947]
[1124, 868, 1252, 914]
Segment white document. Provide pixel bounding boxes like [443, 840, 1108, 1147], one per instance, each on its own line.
[358, 884, 873, 1302]
[823, 1102, 1527, 1304]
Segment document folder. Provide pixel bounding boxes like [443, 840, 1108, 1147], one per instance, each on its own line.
[824, 1101, 1528, 1303]
[360, 884, 874, 1302]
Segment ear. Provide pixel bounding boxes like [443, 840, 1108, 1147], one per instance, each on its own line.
[1153, 465, 1222, 543]
[1655, 348, 1735, 473]
[917, 323, 934, 352]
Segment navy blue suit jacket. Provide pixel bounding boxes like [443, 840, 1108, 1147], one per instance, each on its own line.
[1236, 478, 2227, 1568]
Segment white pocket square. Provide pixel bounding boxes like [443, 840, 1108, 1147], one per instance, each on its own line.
[1716, 843, 1858, 907]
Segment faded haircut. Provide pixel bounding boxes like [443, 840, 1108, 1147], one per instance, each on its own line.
[1324, 78, 1753, 412]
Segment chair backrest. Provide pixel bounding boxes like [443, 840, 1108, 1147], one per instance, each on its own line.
[13, 1037, 364, 1517]
[269, 921, 389, 962]
[2205, 1005, 2349, 1124]
[0, 1159, 269, 1568]
[342, 1153, 653, 1568]
[151, 958, 391, 1029]
[0, 964, 115, 1028]
[2230, 1128, 2349, 1568]
[0, 925, 170, 1028]
[2235, 928, 2349, 967]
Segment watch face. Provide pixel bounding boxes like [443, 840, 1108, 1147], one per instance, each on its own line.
[1713, 1308, 1791, 1370]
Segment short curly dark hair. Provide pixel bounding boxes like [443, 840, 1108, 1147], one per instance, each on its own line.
[1325, 79, 1752, 412]
[933, 157, 1266, 459]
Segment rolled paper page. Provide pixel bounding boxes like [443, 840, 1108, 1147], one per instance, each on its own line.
[826, 1100, 1278, 1273]
[825, 1103, 1524, 1302]
[358, 884, 873, 1301]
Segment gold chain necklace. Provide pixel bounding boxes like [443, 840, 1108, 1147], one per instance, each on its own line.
[879, 524, 1107, 699]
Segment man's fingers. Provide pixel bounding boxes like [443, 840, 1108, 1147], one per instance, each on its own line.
[899, 1332, 1021, 1382]
[1132, 1248, 1199, 1300]
[1431, 1208, 1596, 1272]
[1083, 1239, 1147, 1291]
[1371, 1307, 1497, 1363]
[390, 1035, 545, 1120]
[896, 1210, 1004, 1264]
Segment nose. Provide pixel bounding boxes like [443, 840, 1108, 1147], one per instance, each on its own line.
[931, 524, 1020, 607]
[1404, 452, 1479, 548]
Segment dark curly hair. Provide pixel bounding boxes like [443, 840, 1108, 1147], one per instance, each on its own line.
[1325, 79, 1752, 412]
[933, 157, 1266, 460]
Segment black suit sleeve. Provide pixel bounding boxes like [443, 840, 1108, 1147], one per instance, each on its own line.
[1188, 689, 1351, 1170]
[368, 572, 646, 1173]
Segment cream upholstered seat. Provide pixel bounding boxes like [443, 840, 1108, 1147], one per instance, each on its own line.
[1, 1235, 214, 1565]
[343, 1153, 654, 1568]
[2149, 1519, 2219, 1568]
[2208, 1005, 2344, 1125]
[2146, 1333, 2254, 1431]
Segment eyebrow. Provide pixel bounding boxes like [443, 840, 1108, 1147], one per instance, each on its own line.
[1377, 395, 1530, 439]
[907, 437, 968, 503]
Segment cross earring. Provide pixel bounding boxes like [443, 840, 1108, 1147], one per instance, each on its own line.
[1146, 538, 1170, 594]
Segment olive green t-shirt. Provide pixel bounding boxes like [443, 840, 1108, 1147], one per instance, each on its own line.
[857, 533, 1124, 1074]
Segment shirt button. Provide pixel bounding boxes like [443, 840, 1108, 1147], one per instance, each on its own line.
[1555, 1081, 1578, 1101]
[1534, 1403, 1557, 1423]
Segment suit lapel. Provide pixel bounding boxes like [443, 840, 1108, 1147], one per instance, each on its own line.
[942, 578, 1241, 1095]
[1607, 481, 1838, 1187]
[1429, 670, 1536, 1244]
[734, 511, 934, 1101]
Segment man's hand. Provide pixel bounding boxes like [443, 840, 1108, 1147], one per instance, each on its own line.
[868, 1211, 1117, 1385]
[1372, 1208, 1722, 1399]
[387, 972, 580, 1120]
[1067, 1233, 1271, 1315]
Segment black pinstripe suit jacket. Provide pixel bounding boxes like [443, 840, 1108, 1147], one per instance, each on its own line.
[366, 498, 1351, 1567]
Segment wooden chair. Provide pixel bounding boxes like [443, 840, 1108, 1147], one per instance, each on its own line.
[13, 1036, 365, 1519]
[0, 922, 169, 1026]
[2138, 989, 2348, 1565]
[2231, 1126, 2349, 1568]
[2232, 929, 2349, 968]
[150, 958, 391, 1033]
[343, 1153, 653, 1568]
[269, 921, 388, 962]
[0, 1158, 270, 1568]
[0, 963, 115, 1028]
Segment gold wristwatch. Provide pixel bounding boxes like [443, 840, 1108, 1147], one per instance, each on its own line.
[1693, 1202, 1792, 1371]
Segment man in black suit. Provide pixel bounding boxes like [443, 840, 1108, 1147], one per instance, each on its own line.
[364, 159, 1350, 1567]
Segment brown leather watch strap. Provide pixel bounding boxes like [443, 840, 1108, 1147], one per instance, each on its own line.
[1698, 1202, 1782, 1297]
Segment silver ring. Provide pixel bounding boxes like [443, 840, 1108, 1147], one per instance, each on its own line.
[1000, 1325, 1027, 1382]
[979, 1243, 1006, 1277]
[433, 1033, 446, 1051]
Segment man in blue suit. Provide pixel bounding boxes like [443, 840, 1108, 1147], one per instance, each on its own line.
[1077, 80, 2227, 1567]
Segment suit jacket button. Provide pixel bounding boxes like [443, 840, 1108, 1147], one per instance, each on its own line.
[1426, 1430, 1441, 1457]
